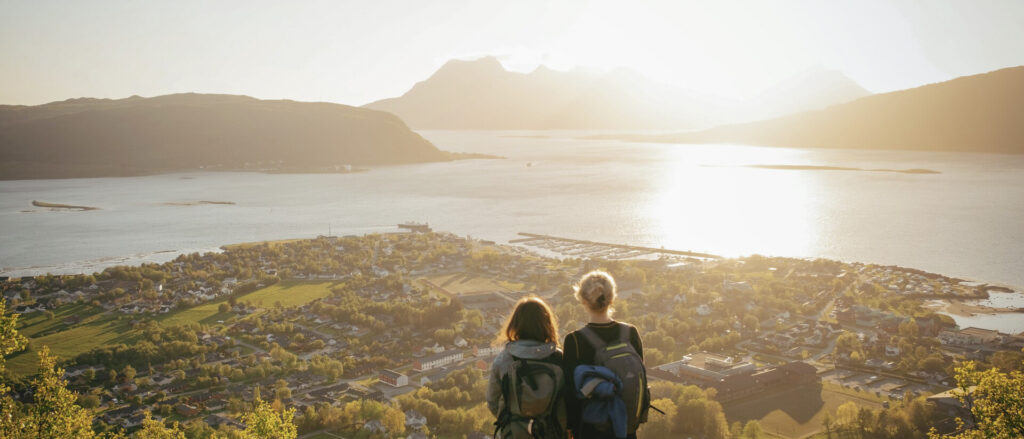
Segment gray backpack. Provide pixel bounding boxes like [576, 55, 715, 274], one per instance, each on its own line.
[579, 325, 650, 434]
[495, 353, 566, 439]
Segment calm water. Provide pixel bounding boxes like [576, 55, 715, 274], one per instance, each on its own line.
[2, 131, 1023, 329]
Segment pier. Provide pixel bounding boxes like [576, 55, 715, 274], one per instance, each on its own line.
[513, 232, 722, 259]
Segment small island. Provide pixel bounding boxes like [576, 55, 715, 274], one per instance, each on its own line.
[745, 164, 941, 174]
[163, 201, 237, 206]
[31, 200, 99, 211]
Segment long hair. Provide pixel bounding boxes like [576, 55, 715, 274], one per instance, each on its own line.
[574, 270, 617, 316]
[496, 296, 559, 346]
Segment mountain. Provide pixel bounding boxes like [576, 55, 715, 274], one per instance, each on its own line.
[0, 93, 449, 179]
[736, 68, 871, 121]
[596, 66, 1024, 154]
[364, 57, 727, 130]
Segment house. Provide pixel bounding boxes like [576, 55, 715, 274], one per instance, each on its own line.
[123, 413, 146, 429]
[205, 399, 228, 412]
[379, 369, 409, 387]
[939, 327, 1002, 345]
[695, 304, 711, 316]
[176, 403, 200, 417]
[414, 350, 463, 372]
[205, 414, 245, 429]
[405, 410, 427, 430]
[885, 345, 901, 356]
[364, 419, 387, 434]
[474, 346, 501, 357]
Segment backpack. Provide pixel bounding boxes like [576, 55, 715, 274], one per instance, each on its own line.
[494, 352, 567, 439]
[577, 325, 650, 434]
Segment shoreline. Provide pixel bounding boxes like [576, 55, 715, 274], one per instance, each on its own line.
[6, 231, 1022, 297]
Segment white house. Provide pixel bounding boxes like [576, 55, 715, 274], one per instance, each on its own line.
[414, 350, 463, 372]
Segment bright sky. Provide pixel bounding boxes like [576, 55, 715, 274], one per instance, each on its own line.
[2, 0, 1023, 106]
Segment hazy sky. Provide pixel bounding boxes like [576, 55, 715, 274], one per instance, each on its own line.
[2, 0, 1023, 106]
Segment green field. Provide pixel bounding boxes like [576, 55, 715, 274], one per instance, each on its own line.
[158, 280, 339, 326]
[8, 308, 135, 376]
[724, 383, 886, 439]
[419, 272, 524, 297]
[8, 281, 337, 376]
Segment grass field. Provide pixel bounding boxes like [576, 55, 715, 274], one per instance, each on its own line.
[7, 281, 337, 376]
[418, 272, 524, 297]
[8, 309, 135, 376]
[158, 280, 339, 326]
[724, 383, 886, 439]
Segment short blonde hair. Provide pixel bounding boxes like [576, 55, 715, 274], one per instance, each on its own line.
[574, 270, 617, 315]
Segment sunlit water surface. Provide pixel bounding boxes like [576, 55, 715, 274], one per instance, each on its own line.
[2, 131, 1023, 329]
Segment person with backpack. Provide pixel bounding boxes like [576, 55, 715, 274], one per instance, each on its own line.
[487, 296, 568, 439]
[563, 271, 649, 439]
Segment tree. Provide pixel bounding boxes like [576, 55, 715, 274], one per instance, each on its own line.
[123, 364, 137, 382]
[836, 401, 860, 427]
[742, 420, 763, 439]
[382, 406, 406, 436]
[219, 302, 231, 313]
[16, 347, 104, 438]
[638, 398, 676, 439]
[929, 360, 1024, 439]
[135, 413, 186, 439]
[241, 397, 297, 439]
[821, 412, 834, 438]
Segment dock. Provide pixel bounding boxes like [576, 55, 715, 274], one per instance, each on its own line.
[513, 233, 722, 259]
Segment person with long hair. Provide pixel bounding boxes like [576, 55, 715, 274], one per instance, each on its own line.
[487, 296, 566, 439]
[563, 271, 645, 439]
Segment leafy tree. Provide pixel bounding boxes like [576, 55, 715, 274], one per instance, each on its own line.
[135, 413, 186, 439]
[241, 397, 297, 439]
[11, 347, 107, 438]
[123, 364, 137, 382]
[930, 360, 1024, 439]
[742, 419, 763, 439]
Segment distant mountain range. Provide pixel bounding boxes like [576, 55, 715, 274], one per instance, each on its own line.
[365, 57, 868, 130]
[734, 68, 871, 122]
[594, 66, 1024, 154]
[0, 93, 449, 179]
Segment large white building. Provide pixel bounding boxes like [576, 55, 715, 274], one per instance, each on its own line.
[414, 350, 463, 372]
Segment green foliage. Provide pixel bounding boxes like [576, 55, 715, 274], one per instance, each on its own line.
[930, 360, 1024, 439]
[3, 346, 111, 438]
[240, 397, 297, 439]
[136, 413, 187, 439]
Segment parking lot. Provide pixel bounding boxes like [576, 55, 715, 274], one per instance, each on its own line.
[820, 369, 938, 400]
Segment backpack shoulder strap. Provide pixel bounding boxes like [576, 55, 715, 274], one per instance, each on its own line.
[618, 324, 631, 346]
[578, 326, 606, 351]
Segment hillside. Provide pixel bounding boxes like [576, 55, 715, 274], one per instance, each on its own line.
[736, 68, 871, 121]
[0, 93, 449, 179]
[595, 66, 1024, 154]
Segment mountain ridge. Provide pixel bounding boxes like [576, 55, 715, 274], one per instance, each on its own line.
[0, 93, 450, 179]
[590, 66, 1024, 154]
[364, 57, 871, 130]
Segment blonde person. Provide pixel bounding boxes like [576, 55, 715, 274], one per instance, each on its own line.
[563, 271, 647, 439]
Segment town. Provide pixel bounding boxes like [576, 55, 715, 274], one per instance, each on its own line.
[2, 230, 1023, 439]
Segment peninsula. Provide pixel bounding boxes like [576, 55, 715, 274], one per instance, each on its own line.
[0, 93, 452, 180]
